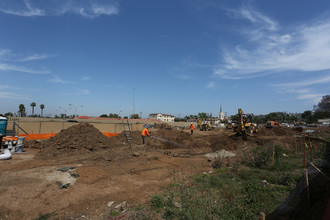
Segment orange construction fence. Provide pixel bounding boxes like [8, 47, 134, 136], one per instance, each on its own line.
[2, 132, 119, 141]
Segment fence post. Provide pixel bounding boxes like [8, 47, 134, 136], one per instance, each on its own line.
[39, 121, 42, 134]
[304, 143, 307, 169]
[315, 143, 317, 160]
[309, 142, 313, 162]
[305, 168, 310, 207]
[259, 212, 265, 220]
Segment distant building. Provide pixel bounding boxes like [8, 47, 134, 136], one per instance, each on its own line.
[149, 113, 175, 122]
[318, 118, 330, 125]
[218, 105, 225, 121]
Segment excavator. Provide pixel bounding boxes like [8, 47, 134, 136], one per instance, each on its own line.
[230, 108, 258, 140]
[265, 121, 281, 128]
[197, 118, 212, 131]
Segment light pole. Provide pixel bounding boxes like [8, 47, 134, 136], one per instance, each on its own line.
[58, 107, 71, 120]
[69, 104, 83, 117]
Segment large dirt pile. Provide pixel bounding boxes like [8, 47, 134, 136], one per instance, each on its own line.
[258, 127, 295, 136]
[35, 123, 116, 159]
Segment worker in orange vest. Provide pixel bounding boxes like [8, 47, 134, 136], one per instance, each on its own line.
[141, 126, 150, 144]
[190, 123, 195, 135]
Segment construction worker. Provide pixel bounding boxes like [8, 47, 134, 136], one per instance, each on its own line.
[141, 125, 150, 144]
[190, 123, 195, 135]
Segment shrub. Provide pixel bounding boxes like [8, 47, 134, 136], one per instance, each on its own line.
[150, 195, 164, 210]
[247, 146, 272, 168]
[212, 156, 225, 169]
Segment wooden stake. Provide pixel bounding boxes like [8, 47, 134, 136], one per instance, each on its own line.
[309, 142, 313, 162]
[305, 168, 310, 207]
[304, 143, 307, 169]
[315, 143, 317, 160]
[272, 141, 275, 167]
[259, 212, 265, 220]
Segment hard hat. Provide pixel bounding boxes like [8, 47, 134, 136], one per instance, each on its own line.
[146, 125, 149, 128]
[191, 123, 193, 125]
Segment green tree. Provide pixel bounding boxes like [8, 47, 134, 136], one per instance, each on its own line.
[40, 104, 45, 117]
[109, 113, 119, 118]
[254, 115, 267, 124]
[301, 110, 316, 124]
[314, 95, 330, 119]
[198, 112, 208, 119]
[130, 114, 140, 119]
[100, 114, 108, 118]
[266, 112, 289, 123]
[30, 102, 36, 115]
[18, 104, 26, 117]
[287, 114, 298, 124]
[4, 112, 13, 117]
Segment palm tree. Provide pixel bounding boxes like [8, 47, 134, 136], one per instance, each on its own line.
[30, 102, 36, 116]
[18, 104, 25, 117]
[40, 104, 45, 117]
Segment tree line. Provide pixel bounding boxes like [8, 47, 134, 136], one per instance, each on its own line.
[1, 95, 329, 123]
[2, 102, 45, 117]
[176, 95, 330, 124]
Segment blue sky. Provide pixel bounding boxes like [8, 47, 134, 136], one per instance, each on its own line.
[0, 0, 329, 118]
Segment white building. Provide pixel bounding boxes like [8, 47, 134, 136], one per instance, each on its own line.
[318, 118, 330, 126]
[218, 105, 225, 121]
[149, 113, 175, 122]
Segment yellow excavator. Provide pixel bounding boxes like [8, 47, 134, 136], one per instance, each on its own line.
[230, 108, 258, 139]
[197, 118, 212, 131]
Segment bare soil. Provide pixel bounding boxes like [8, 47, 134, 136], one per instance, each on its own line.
[0, 123, 329, 219]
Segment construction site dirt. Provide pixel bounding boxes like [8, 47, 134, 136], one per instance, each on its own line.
[0, 122, 329, 219]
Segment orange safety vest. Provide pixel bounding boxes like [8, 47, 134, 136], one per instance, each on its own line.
[190, 124, 194, 130]
[141, 128, 150, 136]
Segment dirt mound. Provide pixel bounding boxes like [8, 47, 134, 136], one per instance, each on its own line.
[35, 123, 116, 160]
[258, 127, 295, 136]
[150, 128, 193, 148]
[154, 123, 173, 130]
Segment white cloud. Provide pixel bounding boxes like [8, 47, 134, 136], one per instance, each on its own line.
[75, 89, 90, 95]
[271, 76, 329, 104]
[296, 93, 324, 104]
[81, 76, 90, 81]
[215, 6, 330, 80]
[0, 63, 50, 74]
[273, 75, 330, 87]
[175, 74, 191, 80]
[0, 0, 44, 16]
[229, 5, 278, 31]
[0, 49, 55, 62]
[0, 0, 119, 18]
[49, 75, 72, 84]
[0, 91, 29, 99]
[58, 89, 90, 96]
[19, 53, 56, 61]
[297, 93, 324, 100]
[0, 49, 11, 57]
[0, 85, 22, 90]
[206, 81, 216, 89]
